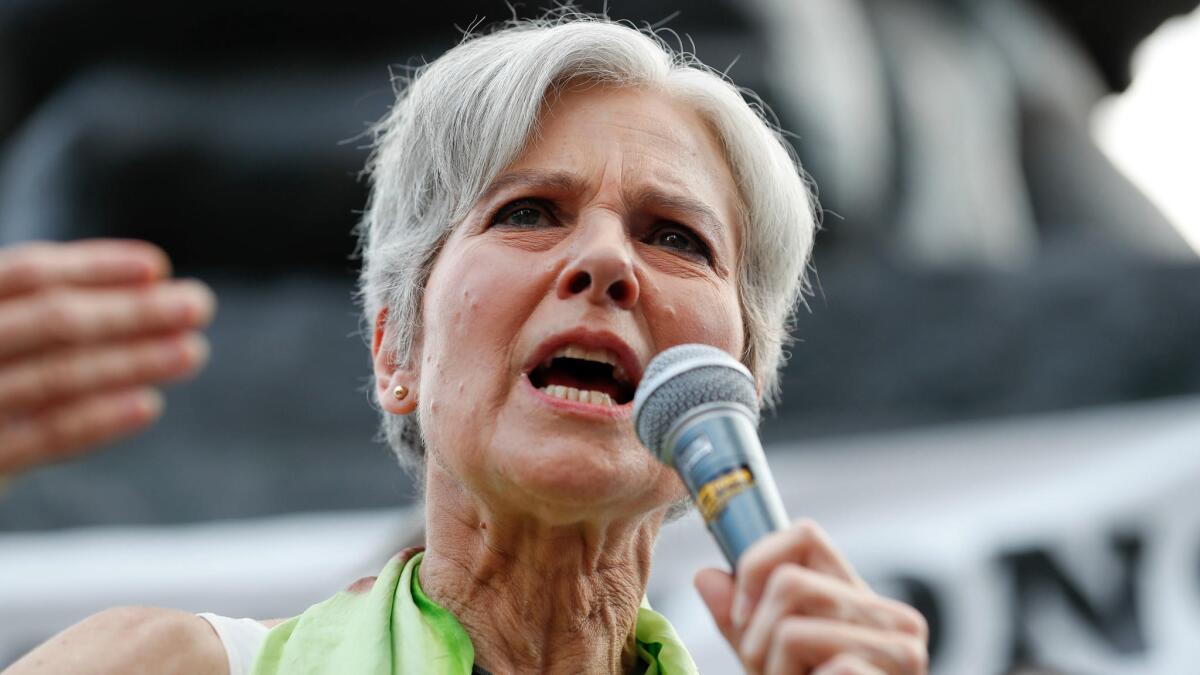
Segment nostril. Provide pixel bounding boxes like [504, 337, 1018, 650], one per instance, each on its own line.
[608, 280, 631, 303]
[568, 272, 591, 294]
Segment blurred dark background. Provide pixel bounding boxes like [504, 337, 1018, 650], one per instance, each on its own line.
[1, 0, 1198, 528]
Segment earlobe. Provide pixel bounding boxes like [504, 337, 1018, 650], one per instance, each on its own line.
[382, 375, 418, 415]
[372, 307, 419, 415]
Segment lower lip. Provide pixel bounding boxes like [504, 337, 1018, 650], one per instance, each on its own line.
[521, 375, 633, 421]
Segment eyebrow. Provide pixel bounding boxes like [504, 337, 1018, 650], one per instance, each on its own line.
[479, 169, 727, 236]
[630, 187, 726, 238]
[478, 169, 589, 204]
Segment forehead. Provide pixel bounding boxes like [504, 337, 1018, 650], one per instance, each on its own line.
[505, 85, 743, 228]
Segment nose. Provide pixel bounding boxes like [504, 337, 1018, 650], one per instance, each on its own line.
[556, 217, 639, 310]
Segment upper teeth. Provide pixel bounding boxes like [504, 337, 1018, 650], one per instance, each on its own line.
[544, 345, 629, 382]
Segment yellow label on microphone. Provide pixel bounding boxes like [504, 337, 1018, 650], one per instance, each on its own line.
[697, 468, 755, 523]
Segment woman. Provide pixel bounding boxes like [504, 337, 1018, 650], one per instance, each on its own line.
[5, 15, 927, 675]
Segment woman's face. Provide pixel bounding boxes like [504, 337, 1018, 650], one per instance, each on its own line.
[413, 85, 745, 523]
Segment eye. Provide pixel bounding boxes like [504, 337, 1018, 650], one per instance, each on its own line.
[647, 224, 711, 263]
[491, 199, 556, 229]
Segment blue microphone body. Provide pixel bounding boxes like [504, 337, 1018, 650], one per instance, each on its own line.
[633, 344, 790, 568]
[667, 402, 789, 566]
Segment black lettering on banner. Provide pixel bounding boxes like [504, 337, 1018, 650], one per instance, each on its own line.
[1001, 533, 1145, 672]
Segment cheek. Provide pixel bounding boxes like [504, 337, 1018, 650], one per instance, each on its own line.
[644, 274, 745, 357]
[417, 240, 553, 437]
[426, 240, 530, 355]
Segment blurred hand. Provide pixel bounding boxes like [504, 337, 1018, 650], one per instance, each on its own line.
[0, 239, 215, 475]
[695, 520, 929, 675]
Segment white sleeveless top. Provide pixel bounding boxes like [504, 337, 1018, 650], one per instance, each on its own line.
[197, 613, 270, 675]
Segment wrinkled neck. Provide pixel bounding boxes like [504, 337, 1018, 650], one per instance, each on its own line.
[418, 463, 666, 675]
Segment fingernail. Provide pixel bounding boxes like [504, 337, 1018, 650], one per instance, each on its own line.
[732, 591, 750, 628]
[171, 281, 216, 324]
[181, 333, 210, 367]
[167, 288, 198, 323]
[141, 389, 164, 416]
[149, 249, 172, 279]
[190, 282, 218, 323]
[131, 258, 159, 283]
[126, 389, 163, 422]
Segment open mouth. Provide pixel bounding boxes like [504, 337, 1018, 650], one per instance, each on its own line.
[528, 345, 636, 407]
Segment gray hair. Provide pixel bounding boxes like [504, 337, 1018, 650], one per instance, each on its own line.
[356, 13, 818, 472]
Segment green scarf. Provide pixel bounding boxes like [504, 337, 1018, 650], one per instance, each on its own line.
[251, 550, 699, 675]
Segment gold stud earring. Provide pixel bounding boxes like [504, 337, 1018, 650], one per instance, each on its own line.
[393, 385, 409, 401]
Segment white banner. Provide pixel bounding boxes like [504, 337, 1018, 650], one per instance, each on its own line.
[3, 396, 1198, 673]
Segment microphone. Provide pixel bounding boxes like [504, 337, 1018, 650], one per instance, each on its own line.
[633, 344, 789, 568]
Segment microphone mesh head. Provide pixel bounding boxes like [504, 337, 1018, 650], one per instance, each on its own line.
[633, 344, 759, 461]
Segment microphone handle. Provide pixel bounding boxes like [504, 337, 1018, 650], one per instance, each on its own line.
[669, 404, 790, 568]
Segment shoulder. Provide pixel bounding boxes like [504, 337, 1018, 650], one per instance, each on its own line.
[5, 606, 228, 675]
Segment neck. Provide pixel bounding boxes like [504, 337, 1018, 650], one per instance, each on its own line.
[418, 464, 666, 675]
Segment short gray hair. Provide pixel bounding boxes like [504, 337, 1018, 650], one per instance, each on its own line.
[356, 13, 818, 471]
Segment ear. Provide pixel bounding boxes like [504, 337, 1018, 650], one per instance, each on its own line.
[372, 307, 418, 415]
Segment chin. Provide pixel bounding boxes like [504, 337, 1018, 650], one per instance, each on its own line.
[489, 425, 678, 523]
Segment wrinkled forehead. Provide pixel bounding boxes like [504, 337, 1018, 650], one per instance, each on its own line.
[492, 84, 745, 240]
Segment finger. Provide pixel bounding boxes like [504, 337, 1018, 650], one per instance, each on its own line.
[0, 239, 171, 299]
[756, 618, 927, 675]
[741, 565, 927, 666]
[812, 653, 887, 675]
[0, 387, 163, 474]
[0, 280, 216, 361]
[734, 520, 865, 629]
[694, 567, 739, 645]
[0, 332, 209, 412]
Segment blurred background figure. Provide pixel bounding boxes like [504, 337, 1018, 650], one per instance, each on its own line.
[1, 1, 1198, 674]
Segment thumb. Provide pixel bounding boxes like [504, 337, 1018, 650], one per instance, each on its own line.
[694, 567, 738, 645]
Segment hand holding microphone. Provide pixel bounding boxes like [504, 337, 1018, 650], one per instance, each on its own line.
[634, 344, 928, 675]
